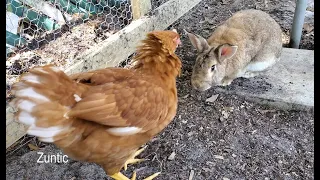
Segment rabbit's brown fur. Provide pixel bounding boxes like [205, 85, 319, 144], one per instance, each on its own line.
[185, 9, 283, 91]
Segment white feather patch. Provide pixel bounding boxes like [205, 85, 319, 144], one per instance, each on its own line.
[50, 66, 62, 72]
[16, 87, 49, 102]
[21, 74, 40, 84]
[107, 127, 142, 136]
[33, 68, 48, 74]
[17, 100, 36, 112]
[73, 94, 81, 102]
[17, 111, 36, 125]
[38, 137, 54, 142]
[27, 125, 66, 138]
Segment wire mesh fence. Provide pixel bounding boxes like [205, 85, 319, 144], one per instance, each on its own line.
[6, 0, 170, 103]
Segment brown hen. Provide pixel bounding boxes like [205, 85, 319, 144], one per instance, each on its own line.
[10, 29, 182, 180]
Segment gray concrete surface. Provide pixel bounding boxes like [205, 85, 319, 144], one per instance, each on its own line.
[215, 47, 314, 111]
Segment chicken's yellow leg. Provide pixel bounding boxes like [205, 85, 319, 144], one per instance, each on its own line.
[124, 146, 148, 171]
[141, 172, 161, 180]
[112, 145, 160, 180]
[110, 172, 131, 180]
[110, 171, 160, 180]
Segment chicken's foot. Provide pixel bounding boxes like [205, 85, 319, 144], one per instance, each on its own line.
[139, 172, 161, 180]
[110, 171, 160, 180]
[124, 145, 148, 171]
[110, 172, 132, 180]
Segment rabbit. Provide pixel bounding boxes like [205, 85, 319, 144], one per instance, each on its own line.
[184, 9, 283, 91]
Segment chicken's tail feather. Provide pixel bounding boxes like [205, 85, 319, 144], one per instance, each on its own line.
[10, 65, 86, 143]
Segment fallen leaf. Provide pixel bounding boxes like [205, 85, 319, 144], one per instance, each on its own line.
[28, 143, 39, 151]
[168, 152, 176, 160]
[206, 94, 219, 103]
[303, 23, 314, 33]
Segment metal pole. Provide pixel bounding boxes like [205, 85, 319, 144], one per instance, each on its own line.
[289, 0, 308, 49]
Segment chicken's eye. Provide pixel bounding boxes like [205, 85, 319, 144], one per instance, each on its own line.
[211, 65, 216, 71]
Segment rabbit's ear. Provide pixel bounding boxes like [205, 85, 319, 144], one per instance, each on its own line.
[184, 29, 209, 53]
[217, 44, 238, 62]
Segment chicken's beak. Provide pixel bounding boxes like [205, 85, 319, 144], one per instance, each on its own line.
[176, 38, 182, 47]
[172, 29, 182, 47]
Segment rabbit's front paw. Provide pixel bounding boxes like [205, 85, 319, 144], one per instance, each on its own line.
[242, 71, 258, 78]
[221, 79, 233, 86]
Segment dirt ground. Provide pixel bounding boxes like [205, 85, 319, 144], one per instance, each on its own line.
[6, 0, 314, 179]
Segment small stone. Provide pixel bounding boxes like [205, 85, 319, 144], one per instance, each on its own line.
[189, 170, 195, 180]
[187, 132, 195, 136]
[213, 155, 224, 160]
[206, 161, 215, 166]
[183, 94, 190, 98]
[221, 110, 230, 119]
[168, 152, 176, 160]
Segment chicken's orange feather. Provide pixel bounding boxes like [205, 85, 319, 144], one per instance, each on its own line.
[10, 30, 182, 178]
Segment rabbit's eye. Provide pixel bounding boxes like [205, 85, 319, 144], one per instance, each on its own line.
[211, 65, 216, 71]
